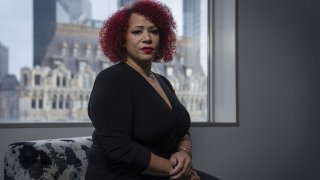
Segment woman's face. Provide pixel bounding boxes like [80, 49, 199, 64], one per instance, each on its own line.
[125, 13, 160, 63]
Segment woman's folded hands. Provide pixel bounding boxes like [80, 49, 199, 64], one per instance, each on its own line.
[169, 150, 200, 180]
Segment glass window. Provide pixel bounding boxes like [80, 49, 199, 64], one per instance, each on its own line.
[0, 0, 237, 125]
[62, 76, 66, 87]
[66, 95, 71, 109]
[39, 98, 43, 109]
[56, 76, 60, 87]
[52, 94, 57, 109]
[34, 75, 41, 86]
[23, 74, 28, 86]
[31, 97, 36, 109]
[59, 95, 63, 109]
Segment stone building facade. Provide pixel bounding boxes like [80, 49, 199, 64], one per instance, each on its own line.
[18, 63, 96, 122]
[18, 22, 207, 122]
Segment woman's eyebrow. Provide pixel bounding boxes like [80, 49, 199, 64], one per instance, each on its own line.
[131, 25, 157, 29]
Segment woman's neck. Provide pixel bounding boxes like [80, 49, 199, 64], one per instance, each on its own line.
[125, 59, 153, 77]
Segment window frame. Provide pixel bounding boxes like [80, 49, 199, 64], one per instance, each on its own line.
[193, 0, 238, 127]
[0, 0, 238, 128]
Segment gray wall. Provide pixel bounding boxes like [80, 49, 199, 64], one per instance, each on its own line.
[192, 0, 320, 179]
[1, 0, 320, 180]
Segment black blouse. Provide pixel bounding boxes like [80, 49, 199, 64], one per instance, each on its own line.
[85, 62, 190, 180]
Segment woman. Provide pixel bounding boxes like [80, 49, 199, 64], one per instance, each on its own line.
[86, 1, 218, 179]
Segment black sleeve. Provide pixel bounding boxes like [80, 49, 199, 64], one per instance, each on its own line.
[88, 69, 151, 173]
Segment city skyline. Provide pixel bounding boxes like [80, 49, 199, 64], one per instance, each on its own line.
[0, 0, 207, 79]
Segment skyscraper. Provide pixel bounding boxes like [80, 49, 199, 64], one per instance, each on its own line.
[33, 0, 57, 66]
[33, 0, 92, 66]
[0, 42, 9, 77]
[118, 0, 135, 8]
[182, 0, 203, 75]
[57, 0, 92, 24]
[0, 42, 19, 121]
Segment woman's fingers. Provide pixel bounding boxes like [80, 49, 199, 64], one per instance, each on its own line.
[170, 156, 178, 167]
[169, 150, 193, 179]
[191, 170, 201, 180]
[187, 164, 193, 176]
[179, 157, 192, 176]
[170, 159, 193, 179]
[170, 159, 185, 179]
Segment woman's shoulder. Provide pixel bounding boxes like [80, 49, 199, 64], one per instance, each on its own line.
[98, 62, 127, 76]
[94, 63, 129, 86]
[96, 63, 128, 79]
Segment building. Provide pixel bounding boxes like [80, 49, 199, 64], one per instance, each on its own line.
[25, 0, 207, 122]
[182, 0, 203, 75]
[0, 42, 9, 77]
[118, 0, 135, 8]
[0, 74, 19, 121]
[18, 63, 96, 122]
[33, 0, 92, 66]
[41, 22, 109, 75]
[0, 42, 19, 121]
[33, 0, 57, 66]
[57, 0, 92, 24]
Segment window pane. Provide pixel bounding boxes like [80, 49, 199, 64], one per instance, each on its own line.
[154, 0, 208, 122]
[0, 0, 208, 123]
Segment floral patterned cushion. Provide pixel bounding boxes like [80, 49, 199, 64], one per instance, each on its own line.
[4, 136, 92, 180]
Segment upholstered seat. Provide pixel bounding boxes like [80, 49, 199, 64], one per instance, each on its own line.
[4, 136, 92, 180]
[4, 136, 219, 180]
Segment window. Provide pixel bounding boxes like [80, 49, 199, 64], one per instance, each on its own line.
[23, 74, 28, 86]
[31, 96, 36, 109]
[34, 75, 41, 86]
[56, 76, 60, 87]
[39, 99, 43, 109]
[59, 95, 63, 109]
[66, 95, 71, 109]
[209, 0, 237, 124]
[39, 94, 43, 109]
[52, 94, 57, 109]
[62, 76, 66, 87]
[0, 0, 237, 125]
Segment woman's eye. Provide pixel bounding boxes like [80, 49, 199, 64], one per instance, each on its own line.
[132, 30, 141, 35]
[151, 30, 159, 35]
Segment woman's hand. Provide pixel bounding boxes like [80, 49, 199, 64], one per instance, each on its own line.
[169, 150, 193, 179]
[190, 170, 201, 180]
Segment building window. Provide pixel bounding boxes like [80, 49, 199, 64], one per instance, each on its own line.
[56, 76, 60, 87]
[23, 74, 28, 86]
[34, 75, 41, 86]
[31, 97, 36, 109]
[62, 76, 66, 87]
[39, 94, 43, 109]
[66, 95, 71, 109]
[39, 99, 43, 109]
[52, 94, 57, 109]
[59, 95, 63, 109]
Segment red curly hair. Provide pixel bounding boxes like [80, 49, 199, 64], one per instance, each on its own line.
[99, 0, 177, 63]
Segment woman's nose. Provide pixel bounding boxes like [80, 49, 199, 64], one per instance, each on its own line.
[142, 32, 152, 44]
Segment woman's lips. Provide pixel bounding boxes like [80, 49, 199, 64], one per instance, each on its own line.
[141, 47, 154, 53]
